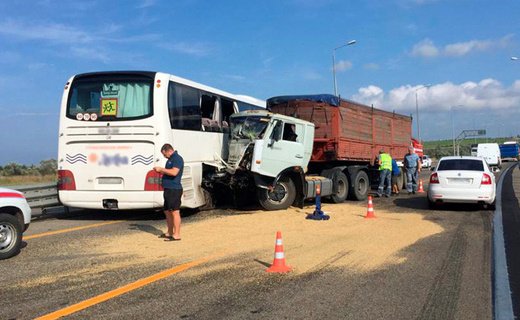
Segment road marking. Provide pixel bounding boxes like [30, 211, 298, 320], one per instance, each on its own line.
[35, 255, 215, 320]
[24, 221, 123, 240]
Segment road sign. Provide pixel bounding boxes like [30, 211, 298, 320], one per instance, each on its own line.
[463, 129, 486, 137]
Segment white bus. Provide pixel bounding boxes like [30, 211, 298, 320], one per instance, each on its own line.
[57, 71, 264, 210]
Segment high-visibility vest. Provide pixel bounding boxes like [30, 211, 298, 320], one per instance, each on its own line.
[379, 153, 392, 171]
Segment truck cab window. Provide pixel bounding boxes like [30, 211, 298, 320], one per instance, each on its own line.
[282, 123, 298, 142]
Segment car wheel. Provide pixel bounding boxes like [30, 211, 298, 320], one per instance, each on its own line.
[427, 198, 437, 209]
[0, 213, 23, 260]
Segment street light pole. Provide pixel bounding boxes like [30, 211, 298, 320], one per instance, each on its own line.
[415, 84, 431, 142]
[332, 40, 356, 96]
[451, 105, 464, 156]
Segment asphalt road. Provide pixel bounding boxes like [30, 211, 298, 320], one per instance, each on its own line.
[499, 162, 520, 316]
[0, 170, 501, 320]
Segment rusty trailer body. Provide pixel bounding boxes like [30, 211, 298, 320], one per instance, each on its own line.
[267, 94, 413, 200]
[267, 94, 412, 164]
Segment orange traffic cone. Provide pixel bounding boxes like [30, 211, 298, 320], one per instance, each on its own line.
[365, 195, 376, 219]
[418, 179, 425, 193]
[266, 231, 292, 273]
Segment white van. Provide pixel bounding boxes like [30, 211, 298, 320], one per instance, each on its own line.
[477, 143, 501, 168]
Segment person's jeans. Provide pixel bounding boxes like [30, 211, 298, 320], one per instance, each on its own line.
[406, 167, 419, 193]
[378, 169, 392, 196]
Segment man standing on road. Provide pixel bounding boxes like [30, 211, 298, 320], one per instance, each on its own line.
[154, 143, 184, 241]
[377, 149, 392, 197]
[404, 146, 421, 195]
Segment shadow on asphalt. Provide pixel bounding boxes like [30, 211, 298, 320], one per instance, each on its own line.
[393, 195, 488, 212]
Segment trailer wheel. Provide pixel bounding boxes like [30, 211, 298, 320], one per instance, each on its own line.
[349, 170, 369, 201]
[0, 213, 22, 260]
[330, 171, 349, 203]
[397, 170, 404, 191]
[257, 177, 296, 211]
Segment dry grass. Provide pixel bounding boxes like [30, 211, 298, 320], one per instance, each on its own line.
[0, 175, 56, 186]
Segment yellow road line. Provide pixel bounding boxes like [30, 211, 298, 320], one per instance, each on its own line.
[24, 221, 123, 240]
[35, 255, 215, 320]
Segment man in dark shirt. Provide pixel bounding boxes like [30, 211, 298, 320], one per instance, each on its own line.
[154, 143, 184, 241]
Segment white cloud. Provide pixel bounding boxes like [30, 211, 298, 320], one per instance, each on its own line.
[364, 63, 380, 70]
[159, 42, 214, 57]
[352, 79, 520, 113]
[411, 35, 514, 58]
[137, 0, 157, 9]
[0, 19, 92, 44]
[410, 39, 439, 58]
[334, 60, 353, 72]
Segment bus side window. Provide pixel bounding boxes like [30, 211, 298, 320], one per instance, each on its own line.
[168, 82, 201, 131]
[201, 94, 216, 119]
[221, 98, 234, 125]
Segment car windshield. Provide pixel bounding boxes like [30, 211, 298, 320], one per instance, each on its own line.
[230, 116, 270, 140]
[437, 159, 484, 171]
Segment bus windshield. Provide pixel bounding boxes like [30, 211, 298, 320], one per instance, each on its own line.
[67, 76, 153, 121]
[230, 116, 270, 140]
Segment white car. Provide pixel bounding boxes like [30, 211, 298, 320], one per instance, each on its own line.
[421, 155, 432, 168]
[0, 188, 31, 259]
[427, 156, 496, 209]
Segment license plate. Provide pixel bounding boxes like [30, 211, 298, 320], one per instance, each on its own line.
[97, 177, 123, 184]
[448, 178, 472, 184]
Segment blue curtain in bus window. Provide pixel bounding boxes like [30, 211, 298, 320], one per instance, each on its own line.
[117, 83, 150, 117]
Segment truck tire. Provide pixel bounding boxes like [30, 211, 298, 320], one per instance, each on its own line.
[330, 171, 349, 203]
[199, 189, 215, 211]
[257, 177, 296, 211]
[349, 170, 369, 201]
[397, 170, 404, 191]
[0, 213, 22, 260]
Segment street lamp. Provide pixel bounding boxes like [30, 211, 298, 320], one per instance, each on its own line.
[415, 84, 431, 142]
[332, 40, 357, 97]
[451, 105, 464, 155]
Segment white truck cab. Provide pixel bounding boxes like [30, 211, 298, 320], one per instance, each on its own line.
[0, 188, 31, 259]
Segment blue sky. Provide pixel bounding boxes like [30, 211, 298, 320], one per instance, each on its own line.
[1, 0, 519, 165]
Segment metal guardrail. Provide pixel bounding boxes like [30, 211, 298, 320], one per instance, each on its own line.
[13, 183, 60, 209]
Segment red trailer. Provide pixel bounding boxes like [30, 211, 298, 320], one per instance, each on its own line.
[268, 94, 414, 200]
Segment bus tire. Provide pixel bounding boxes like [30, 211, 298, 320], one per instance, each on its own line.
[257, 177, 296, 211]
[349, 170, 369, 201]
[0, 213, 22, 260]
[330, 171, 349, 203]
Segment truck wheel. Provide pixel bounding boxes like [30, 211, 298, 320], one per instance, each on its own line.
[402, 170, 408, 190]
[330, 171, 349, 203]
[397, 170, 404, 191]
[199, 189, 215, 211]
[257, 177, 296, 210]
[0, 213, 22, 260]
[349, 170, 369, 201]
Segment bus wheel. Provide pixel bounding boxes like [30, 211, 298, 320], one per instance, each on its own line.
[349, 170, 369, 201]
[257, 177, 296, 211]
[330, 171, 349, 203]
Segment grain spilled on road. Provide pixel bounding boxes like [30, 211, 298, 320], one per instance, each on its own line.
[91, 201, 444, 276]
